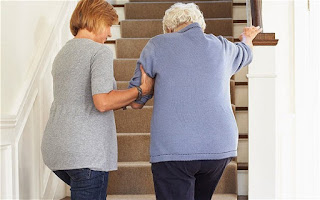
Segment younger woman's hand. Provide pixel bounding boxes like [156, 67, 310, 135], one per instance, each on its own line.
[139, 65, 154, 96]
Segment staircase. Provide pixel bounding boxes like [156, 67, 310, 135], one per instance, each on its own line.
[104, 0, 249, 199]
[63, 0, 249, 199]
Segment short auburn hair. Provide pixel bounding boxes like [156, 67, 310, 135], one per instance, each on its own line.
[70, 0, 118, 36]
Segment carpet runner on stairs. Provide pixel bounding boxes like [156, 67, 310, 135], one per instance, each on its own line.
[124, 2, 232, 19]
[107, 0, 242, 199]
[121, 19, 233, 38]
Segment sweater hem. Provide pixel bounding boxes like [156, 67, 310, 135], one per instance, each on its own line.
[150, 151, 237, 163]
[48, 165, 117, 172]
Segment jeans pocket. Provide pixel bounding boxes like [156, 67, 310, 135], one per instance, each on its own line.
[66, 168, 91, 181]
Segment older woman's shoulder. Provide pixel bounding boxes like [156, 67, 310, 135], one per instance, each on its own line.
[205, 34, 233, 47]
[149, 33, 181, 46]
[205, 34, 224, 42]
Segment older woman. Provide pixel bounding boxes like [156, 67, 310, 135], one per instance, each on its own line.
[128, 3, 261, 200]
[41, 0, 154, 199]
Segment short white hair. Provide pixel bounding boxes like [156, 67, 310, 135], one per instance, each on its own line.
[162, 3, 206, 33]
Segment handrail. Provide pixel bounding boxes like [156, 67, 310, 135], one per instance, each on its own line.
[250, 0, 263, 29]
[246, 0, 278, 45]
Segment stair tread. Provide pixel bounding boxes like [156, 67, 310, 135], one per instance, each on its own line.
[117, 161, 237, 166]
[115, 106, 245, 133]
[62, 194, 239, 200]
[108, 194, 237, 200]
[118, 132, 150, 136]
[108, 161, 237, 194]
[118, 161, 151, 167]
[125, 1, 233, 20]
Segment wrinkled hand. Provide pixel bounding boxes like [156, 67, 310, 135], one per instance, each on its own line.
[239, 26, 263, 42]
[139, 65, 154, 96]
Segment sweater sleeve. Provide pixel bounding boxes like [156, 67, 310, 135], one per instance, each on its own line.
[128, 40, 156, 104]
[218, 36, 253, 75]
[90, 46, 115, 95]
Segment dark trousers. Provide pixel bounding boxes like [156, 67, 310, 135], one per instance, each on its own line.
[151, 158, 232, 200]
[54, 168, 108, 200]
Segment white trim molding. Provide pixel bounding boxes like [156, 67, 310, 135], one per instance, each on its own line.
[248, 46, 277, 200]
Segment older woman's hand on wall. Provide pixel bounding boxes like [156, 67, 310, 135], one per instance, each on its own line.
[239, 26, 263, 49]
[139, 65, 155, 96]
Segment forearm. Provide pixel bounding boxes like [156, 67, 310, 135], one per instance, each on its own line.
[93, 88, 139, 112]
[130, 102, 145, 109]
[241, 37, 253, 49]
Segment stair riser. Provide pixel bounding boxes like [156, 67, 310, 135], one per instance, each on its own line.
[116, 39, 148, 59]
[234, 66, 248, 82]
[116, 80, 236, 105]
[125, 2, 232, 20]
[115, 108, 247, 133]
[110, 22, 245, 41]
[113, 59, 248, 84]
[237, 170, 248, 195]
[108, 162, 237, 194]
[114, 60, 242, 81]
[237, 139, 248, 164]
[113, 5, 246, 21]
[235, 111, 247, 134]
[121, 19, 233, 38]
[117, 134, 248, 163]
[67, 172, 248, 197]
[235, 85, 248, 107]
[116, 37, 233, 58]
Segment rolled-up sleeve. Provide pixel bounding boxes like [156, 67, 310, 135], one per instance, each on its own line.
[219, 36, 253, 75]
[90, 46, 115, 96]
[128, 40, 156, 104]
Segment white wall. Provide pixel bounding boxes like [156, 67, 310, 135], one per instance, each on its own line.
[261, 0, 320, 199]
[294, 0, 320, 198]
[262, 0, 296, 198]
[1, 1, 64, 115]
[1, 1, 76, 199]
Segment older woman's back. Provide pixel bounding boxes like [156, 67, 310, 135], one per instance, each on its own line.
[128, 2, 261, 199]
[129, 22, 252, 163]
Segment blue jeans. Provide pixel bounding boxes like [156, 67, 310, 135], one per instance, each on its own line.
[54, 168, 108, 200]
[151, 158, 232, 200]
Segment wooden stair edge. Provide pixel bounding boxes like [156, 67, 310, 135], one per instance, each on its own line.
[107, 34, 278, 46]
[237, 162, 248, 170]
[236, 107, 248, 111]
[235, 33, 279, 46]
